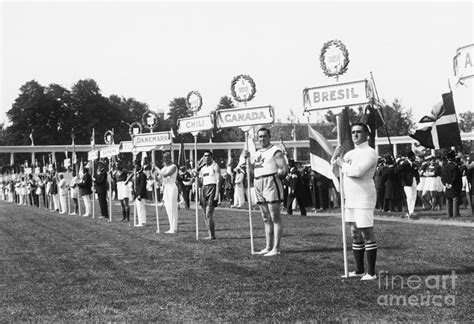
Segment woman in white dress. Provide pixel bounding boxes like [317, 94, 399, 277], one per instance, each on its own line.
[155, 152, 179, 233]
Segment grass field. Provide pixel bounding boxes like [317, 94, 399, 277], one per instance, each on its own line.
[1, 200, 473, 322]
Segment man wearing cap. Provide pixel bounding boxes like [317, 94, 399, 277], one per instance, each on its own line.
[134, 161, 148, 226]
[246, 127, 289, 257]
[95, 161, 109, 219]
[441, 150, 462, 218]
[332, 122, 379, 281]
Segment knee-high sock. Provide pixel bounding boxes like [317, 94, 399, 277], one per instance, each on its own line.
[352, 242, 365, 274]
[365, 242, 378, 276]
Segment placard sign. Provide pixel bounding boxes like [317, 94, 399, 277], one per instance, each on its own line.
[177, 114, 214, 134]
[133, 131, 172, 148]
[216, 105, 274, 128]
[120, 141, 134, 153]
[88, 149, 99, 161]
[453, 44, 473, 80]
[100, 145, 120, 158]
[304, 79, 372, 111]
[64, 158, 70, 168]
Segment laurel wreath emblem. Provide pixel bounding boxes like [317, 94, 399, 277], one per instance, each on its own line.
[128, 122, 142, 137]
[320, 39, 350, 77]
[230, 74, 257, 102]
[103, 130, 114, 145]
[186, 91, 203, 112]
[142, 111, 159, 130]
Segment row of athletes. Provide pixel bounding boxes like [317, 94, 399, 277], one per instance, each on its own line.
[120, 124, 379, 280]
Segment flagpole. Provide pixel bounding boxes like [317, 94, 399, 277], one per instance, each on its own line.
[194, 133, 199, 240]
[245, 130, 254, 254]
[152, 150, 160, 234]
[337, 114, 349, 278]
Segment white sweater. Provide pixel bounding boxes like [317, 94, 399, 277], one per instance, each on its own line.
[341, 142, 378, 209]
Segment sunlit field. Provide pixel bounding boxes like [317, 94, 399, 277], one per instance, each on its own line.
[1, 200, 472, 322]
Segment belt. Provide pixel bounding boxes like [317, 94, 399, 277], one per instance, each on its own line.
[254, 173, 277, 180]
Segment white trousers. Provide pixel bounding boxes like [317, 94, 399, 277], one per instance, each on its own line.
[59, 194, 67, 213]
[82, 194, 91, 216]
[404, 180, 417, 215]
[163, 184, 179, 232]
[136, 199, 147, 225]
[53, 194, 60, 211]
[233, 185, 245, 207]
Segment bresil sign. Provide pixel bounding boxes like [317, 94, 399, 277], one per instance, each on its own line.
[216, 105, 274, 128]
[304, 79, 372, 111]
[100, 145, 120, 158]
[133, 131, 172, 148]
[177, 114, 214, 134]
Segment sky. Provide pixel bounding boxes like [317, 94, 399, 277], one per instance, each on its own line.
[1, 0, 473, 127]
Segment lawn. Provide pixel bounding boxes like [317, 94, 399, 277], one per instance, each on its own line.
[1, 200, 473, 322]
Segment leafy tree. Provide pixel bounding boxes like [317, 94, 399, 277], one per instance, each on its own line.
[377, 99, 413, 137]
[213, 96, 244, 142]
[459, 111, 473, 132]
[70, 79, 122, 145]
[108, 95, 149, 142]
[167, 97, 192, 142]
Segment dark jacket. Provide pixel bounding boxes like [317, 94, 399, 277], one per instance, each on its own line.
[95, 169, 108, 194]
[380, 166, 404, 199]
[441, 161, 462, 198]
[78, 172, 93, 196]
[135, 171, 148, 199]
[397, 160, 420, 187]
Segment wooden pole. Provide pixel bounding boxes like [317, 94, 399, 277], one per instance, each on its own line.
[337, 114, 349, 278]
[245, 130, 254, 254]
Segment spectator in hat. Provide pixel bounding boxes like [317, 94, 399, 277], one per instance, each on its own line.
[441, 150, 462, 218]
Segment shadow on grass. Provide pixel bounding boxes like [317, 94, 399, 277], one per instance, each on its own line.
[284, 247, 341, 254]
[395, 266, 474, 277]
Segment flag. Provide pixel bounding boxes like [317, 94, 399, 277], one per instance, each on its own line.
[177, 140, 186, 167]
[308, 125, 340, 191]
[360, 104, 385, 149]
[91, 128, 95, 148]
[71, 133, 77, 164]
[10, 153, 14, 166]
[339, 107, 355, 156]
[409, 92, 462, 149]
[238, 128, 257, 166]
[278, 138, 289, 165]
[29, 131, 34, 146]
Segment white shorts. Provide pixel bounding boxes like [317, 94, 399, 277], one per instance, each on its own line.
[344, 208, 374, 228]
[117, 181, 132, 200]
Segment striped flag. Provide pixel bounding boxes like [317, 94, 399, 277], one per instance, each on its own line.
[409, 92, 462, 149]
[308, 125, 340, 191]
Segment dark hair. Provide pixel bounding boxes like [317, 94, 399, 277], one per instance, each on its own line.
[257, 127, 271, 137]
[351, 122, 371, 135]
[203, 150, 213, 156]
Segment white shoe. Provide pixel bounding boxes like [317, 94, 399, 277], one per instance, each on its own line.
[70, 212, 76, 216]
[264, 250, 281, 257]
[82, 214, 90, 217]
[254, 248, 270, 255]
[361, 273, 377, 281]
[134, 224, 145, 227]
[348, 271, 365, 278]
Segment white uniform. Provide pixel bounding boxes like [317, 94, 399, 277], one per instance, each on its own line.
[161, 165, 179, 232]
[253, 145, 284, 204]
[340, 142, 378, 228]
[58, 178, 68, 214]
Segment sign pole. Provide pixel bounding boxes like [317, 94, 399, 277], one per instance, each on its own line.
[91, 160, 95, 219]
[152, 150, 160, 234]
[193, 132, 199, 240]
[337, 114, 349, 278]
[108, 157, 113, 223]
[244, 130, 254, 254]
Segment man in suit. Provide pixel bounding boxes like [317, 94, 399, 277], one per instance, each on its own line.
[441, 150, 462, 218]
[134, 161, 148, 226]
[78, 167, 93, 217]
[397, 151, 420, 219]
[95, 161, 109, 219]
